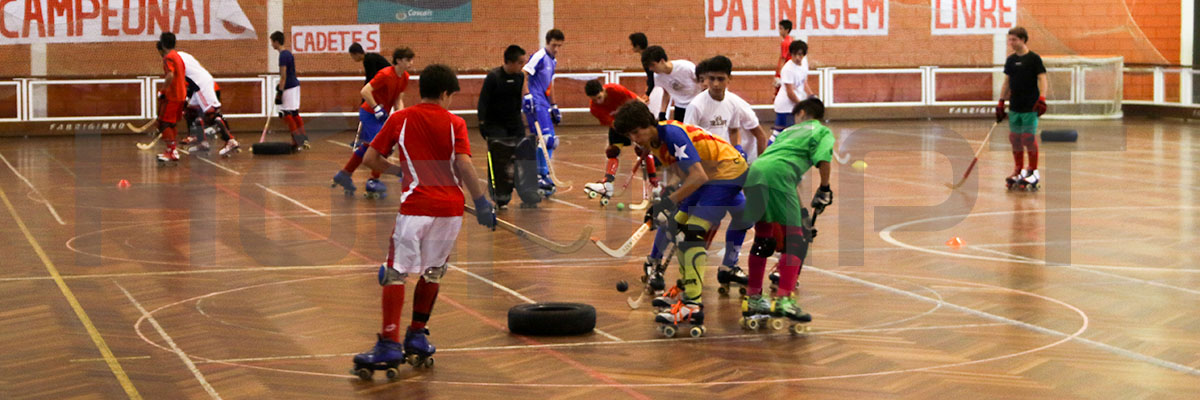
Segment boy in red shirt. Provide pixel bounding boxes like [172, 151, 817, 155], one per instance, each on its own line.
[582, 79, 659, 202]
[332, 48, 414, 198]
[156, 32, 186, 164]
[351, 64, 495, 375]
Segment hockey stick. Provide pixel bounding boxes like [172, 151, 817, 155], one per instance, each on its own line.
[135, 133, 161, 150]
[465, 203, 592, 253]
[627, 165, 652, 210]
[945, 121, 1000, 190]
[609, 157, 642, 198]
[595, 221, 652, 257]
[126, 119, 157, 134]
[532, 120, 573, 190]
[627, 241, 675, 309]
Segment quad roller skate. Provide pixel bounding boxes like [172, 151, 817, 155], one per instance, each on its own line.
[738, 294, 773, 330]
[651, 280, 684, 310]
[331, 170, 356, 196]
[350, 334, 405, 380]
[292, 134, 311, 152]
[770, 296, 812, 335]
[583, 181, 614, 206]
[187, 140, 210, 153]
[1018, 169, 1040, 192]
[403, 327, 436, 369]
[156, 147, 180, 166]
[716, 265, 748, 296]
[654, 299, 705, 338]
[218, 138, 240, 157]
[641, 256, 666, 294]
[1005, 169, 1028, 191]
[364, 178, 387, 199]
[537, 176, 556, 198]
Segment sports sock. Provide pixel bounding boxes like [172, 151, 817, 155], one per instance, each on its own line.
[410, 277, 439, 331]
[1023, 133, 1038, 170]
[381, 284, 406, 342]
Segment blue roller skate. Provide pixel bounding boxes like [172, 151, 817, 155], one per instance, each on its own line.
[350, 334, 405, 380]
[537, 175, 556, 198]
[365, 178, 387, 199]
[403, 327, 436, 368]
[331, 170, 355, 196]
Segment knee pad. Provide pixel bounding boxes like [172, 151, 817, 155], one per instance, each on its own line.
[421, 264, 448, 283]
[377, 265, 407, 286]
[677, 223, 708, 250]
[605, 145, 621, 159]
[545, 135, 558, 150]
[353, 143, 369, 158]
[750, 236, 777, 258]
[782, 229, 808, 258]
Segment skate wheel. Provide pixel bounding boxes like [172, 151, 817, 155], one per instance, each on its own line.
[791, 324, 810, 335]
[771, 318, 786, 330]
[738, 287, 747, 296]
[424, 357, 434, 368]
[600, 197, 609, 206]
[353, 367, 373, 380]
[661, 325, 677, 337]
[689, 326, 705, 338]
[717, 286, 729, 295]
[587, 191, 598, 199]
[746, 318, 760, 330]
[385, 367, 399, 379]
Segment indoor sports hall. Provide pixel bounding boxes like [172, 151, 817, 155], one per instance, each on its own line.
[0, 1, 1197, 398]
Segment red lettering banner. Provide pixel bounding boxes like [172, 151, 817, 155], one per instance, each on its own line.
[0, 0, 255, 44]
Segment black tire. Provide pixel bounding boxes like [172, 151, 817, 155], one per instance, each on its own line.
[1041, 129, 1078, 142]
[251, 141, 295, 155]
[507, 302, 596, 336]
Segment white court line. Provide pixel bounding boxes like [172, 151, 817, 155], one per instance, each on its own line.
[117, 282, 222, 399]
[0, 152, 65, 225]
[255, 183, 327, 216]
[450, 264, 624, 342]
[195, 156, 241, 175]
[549, 197, 588, 210]
[966, 244, 1200, 296]
[810, 268, 1200, 376]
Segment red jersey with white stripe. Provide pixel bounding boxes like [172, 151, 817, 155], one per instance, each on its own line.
[360, 67, 409, 112]
[370, 103, 472, 217]
[589, 83, 638, 127]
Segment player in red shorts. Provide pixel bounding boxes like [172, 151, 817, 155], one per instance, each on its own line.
[350, 64, 495, 376]
[156, 32, 186, 164]
[581, 79, 660, 203]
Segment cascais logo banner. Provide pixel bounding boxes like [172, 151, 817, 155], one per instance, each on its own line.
[358, 0, 471, 23]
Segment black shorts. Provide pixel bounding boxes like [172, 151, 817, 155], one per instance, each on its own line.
[608, 127, 632, 147]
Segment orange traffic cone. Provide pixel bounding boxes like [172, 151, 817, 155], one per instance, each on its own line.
[945, 236, 965, 248]
[117, 179, 131, 189]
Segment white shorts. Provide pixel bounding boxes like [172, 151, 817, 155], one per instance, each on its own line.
[741, 134, 759, 164]
[187, 84, 220, 112]
[385, 214, 462, 274]
[281, 86, 301, 111]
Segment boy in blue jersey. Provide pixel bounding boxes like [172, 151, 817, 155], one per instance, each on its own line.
[270, 31, 307, 150]
[522, 29, 565, 196]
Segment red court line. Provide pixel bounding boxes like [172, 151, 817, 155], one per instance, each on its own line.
[208, 182, 649, 399]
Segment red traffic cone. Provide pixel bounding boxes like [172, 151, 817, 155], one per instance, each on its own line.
[117, 179, 131, 189]
[945, 236, 965, 248]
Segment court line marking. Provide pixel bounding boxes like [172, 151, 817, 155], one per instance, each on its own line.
[880, 206, 1200, 292]
[194, 156, 240, 175]
[965, 245, 1200, 296]
[40, 148, 77, 179]
[449, 264, 622, 342]
[0, 152, 66, 225]
[0, 186, 141, 399]
[117, 282, 221, 399]
[255, 183, 327, 216]
[192, 322, 1009, 364]
[815, 269, 1200, 377]
[70, 356, 152, 363]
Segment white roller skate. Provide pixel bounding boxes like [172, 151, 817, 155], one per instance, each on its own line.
[186, 140, 210, 153]
[739, 294, 772, 330]
[1005, 169, 1028, 191]
[156, 147, 179, 166]
[654, 299, 705, 338]
[218, 138, 240, 157]
[1020, 169, 1040, 191]
[651, 281, 683, 310]
[583, 180, 614, 206]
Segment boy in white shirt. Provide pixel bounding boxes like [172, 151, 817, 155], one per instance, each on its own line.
[772, 40, 812, 136]
[642, 46, 702, 122]
[684, 56, 768, 164]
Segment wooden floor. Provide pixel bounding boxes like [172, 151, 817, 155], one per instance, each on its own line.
[1, 117, 1198, 399]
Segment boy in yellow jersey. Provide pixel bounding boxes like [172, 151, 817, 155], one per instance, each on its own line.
[613, 102, 747, 337]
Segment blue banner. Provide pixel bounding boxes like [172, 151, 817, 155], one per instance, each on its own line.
[358, 0, 473, 23]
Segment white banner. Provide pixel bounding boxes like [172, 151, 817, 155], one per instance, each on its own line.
[290, 24, 380, 54]
[0, 0, 256, 45]
[706, 0, 888, 37]
[931, 0, 1017, 35]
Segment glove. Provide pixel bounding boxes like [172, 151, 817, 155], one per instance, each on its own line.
[275, 88, 283, 105]
[473, 196, 496, 230]
[1034, 96, 1047, 116]
[550, 104, 561, 125]
[772, 77, 782, 89]
[647, 196, 677, 226]
[995, 99, 1006, 123]
[544, 135, 557, 150]
[734, 144, 746, 160]
[156, 91, 165, 102]
[373, 104, 387, 121]
[522, 94, 534, 114]
[811, 184, 832, 210]
[657, 111, 667, 121]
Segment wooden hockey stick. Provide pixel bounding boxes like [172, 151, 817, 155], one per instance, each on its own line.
[126, 119, 157, 134]
[258, 115, 272, 143]
[532, 120, 573, 190]
[465, 203, 592, 253]
[946, 121, 1000, 190]
[627, 241, 675, 309]
[135, 133, 161, 150]
[627, 165, 652, 211]
[595, 221, 652, 258]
